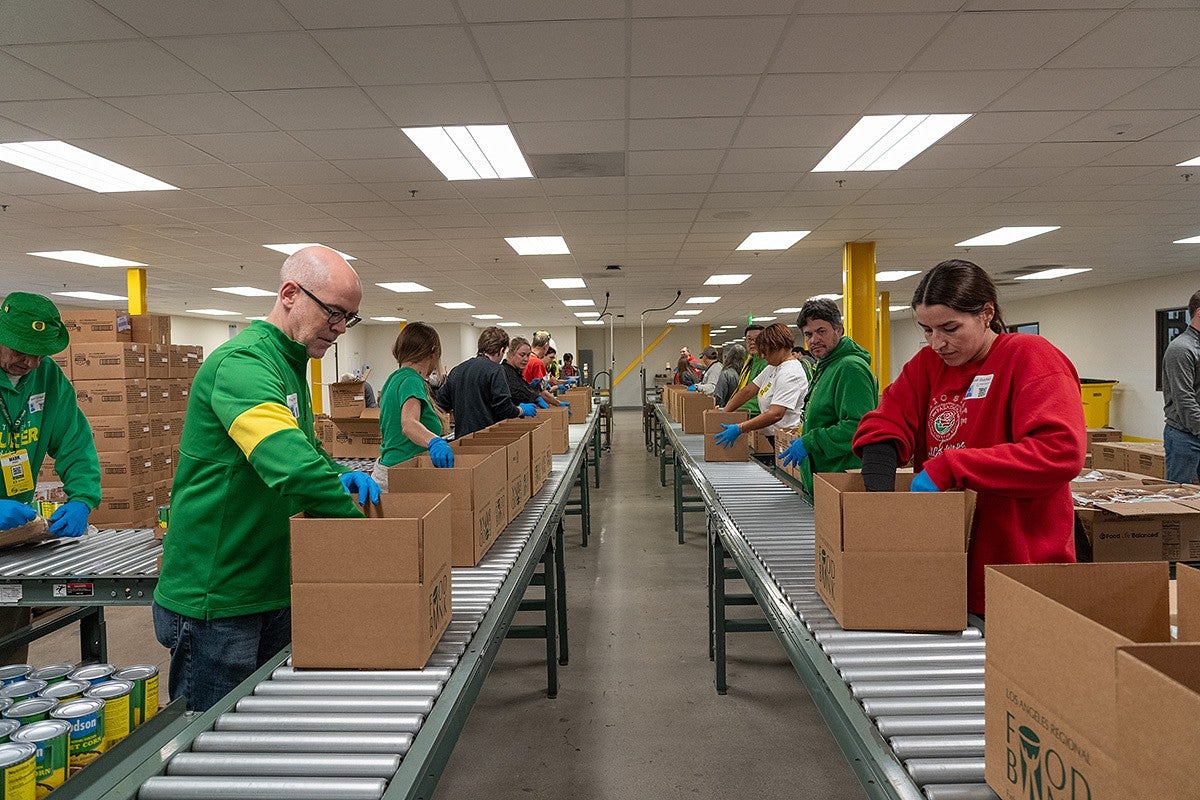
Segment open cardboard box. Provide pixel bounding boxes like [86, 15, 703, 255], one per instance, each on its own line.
[454, 430, 531, 523]
[1074, 486, 1200, 562]
[290, 493, 452, 669]
[703, 410, 749, 462]
[679, 393, 715, 434]
[491, 418, 554, 493]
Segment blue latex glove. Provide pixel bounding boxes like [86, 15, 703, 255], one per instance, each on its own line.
[910, 470, 940, 492]
[562, 400, 572, 418]
[528, 378, 541, 389]
[0, 500, 36, 532]
[48, 500, 90, 538]
[340, 471, 381, 505]
[519, 402, 538, 417]
[714, 423, 742, 449]
[428, 437, 455, 468]
[687, 385, 698, 392]
[778, 438, 808, 469]
[535, 396, 549, 409]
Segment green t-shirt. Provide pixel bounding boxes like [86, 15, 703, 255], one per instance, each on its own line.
[379, 366, 442, 467]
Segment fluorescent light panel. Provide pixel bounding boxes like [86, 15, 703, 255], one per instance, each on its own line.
[813, 114, 971, 172]
[562, 299, 594, 307]
[505, 236, 569, 256]
[29, 250, 146, 268]
[666, 318, 688, 324]
[403, 125, 533, 181]
[542, 278, 586, 289]
[955, 226, 1060, 247]
[676, 310, 702, 316]
[889, 305, 910, 312]
[809, 294, 842, 301]
[436, 302, 475, 310]
[498, 322, 522, 327]
[1177, 156, 1200, 167]
[581, 320, 605, 326]
[686, 296, 720, 304]
[774, 307, 803, 314]
[704, 273, 751, 285]
[264, 243, 356, 261]
[213, 286, 276, 297]
[187, 308, 240, 316]
[371, 316, 406, 322]
[574, 312, 599, 318]
[246, 316, 268, 321]
[0, 141, 177, 193]
[1173, 235, 1200, 244]
[736, 231, 809, 251]
[1013, 268, 1091, 281]
[754, 316, 777, 322]
[876, 270, 920, 282]
[472, 314, 502, 320]
[53, 291, 126, 301]
[377, 282, 431, 293]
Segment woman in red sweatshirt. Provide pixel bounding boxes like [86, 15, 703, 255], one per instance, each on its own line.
[852, 260, 1085, 615]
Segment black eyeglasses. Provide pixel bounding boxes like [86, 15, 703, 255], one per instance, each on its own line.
[298, 284, 361, 329]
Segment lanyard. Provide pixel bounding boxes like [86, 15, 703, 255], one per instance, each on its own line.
[0, 398, 27, 440]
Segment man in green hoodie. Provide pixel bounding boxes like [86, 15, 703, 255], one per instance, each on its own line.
[778, 298, 878, 495]
[0, 292, 101, 660]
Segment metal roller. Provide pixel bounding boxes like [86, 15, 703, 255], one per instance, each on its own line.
[830, 652, 983, 669]
[875, 716, 985, 737]
[922, 784, 1000, 800]
[270, 667, 453, 682]
[235, 695, 433, 715]
[838, 666, 984, 683]
[191, 731, 412, 754]
[820, 641, 985, 656]
[904, 758, 986, 785]
[815, 629, 981, 643]
[167, 753, 401, 778]
[253, 681, 443, 697]
[888, 735, 985, 759]
[214, 713, 424, 733]
[852, 680, 984, 699]
[138, 776, 387, 800]
[861, 696, 986, 717]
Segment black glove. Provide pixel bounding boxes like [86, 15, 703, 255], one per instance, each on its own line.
[861, 441, 899, 492]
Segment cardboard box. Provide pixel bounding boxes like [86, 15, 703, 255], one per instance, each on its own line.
[168, 378, 190, 413]
[90, 485, 157, 528]
[1091, 442, 1130, 472]
[146, 344, 171, 379]
[146, 380, 173, 414]
[322, 418, 382, 458]
[75, 379, 148, 417]
[457, 430, 532, 522]
[492, 418, 555, 495]
[291, 493, 452, 669]
[1069, 468, 1171, 492]
[749, 429, 773, 454]
[813, 472, 973, 631]
[169, 344, 204, 378]
[703, 410, 749, 462]
[150, 445, 175, 483]
[59, 309, 131, 342]
[90, 414, 152, 452]
[1124, 442, 1166, 480]
[329, 380, 370, 420]
[50, 348, 71, 380]
[1086, 427, 1122, 447]
[984, 562, 1181, 800]
[129, 314, 171, 346]
[679, 393, 715, 434]
[71, 343, 147, 381]
[389, 451, 506, 567]
[97, 449, 154, 489]
[0, 516, 52, 550]
[539, 405, 570, 454]
[1073, 486, 1200, 562]
[561, 387, 592, 423]
[774, 427, 802, 479]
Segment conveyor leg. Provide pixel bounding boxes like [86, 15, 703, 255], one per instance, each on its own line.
[592, 425, 601, 488]
[707, 517, 715, 662]
[660, 441, 669, 487]
[80, 607, 106, 664]
[674, 456, 685, 544]
[542, 538, 558, 699]
[555, 520, 568, 666]
[713, 534, 727, 695]
[579, 452, 591, 548]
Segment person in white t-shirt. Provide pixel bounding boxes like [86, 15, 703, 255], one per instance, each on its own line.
[715, 322, 808, 451]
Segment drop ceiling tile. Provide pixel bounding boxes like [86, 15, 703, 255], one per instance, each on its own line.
[314, 27, 485, 86]
[990, 68, 1166, 111]
[710, 172, 799, 191]
[1090, 140, 1200, 166]
[868, 70, 1030, 114]
[277, 0, 458, 28]
[772, 13, 949, 73]
[364, 84, 505, 127]
[311, 201, 398, 219]
[244, 203, 334, 221]
[732, 115, 861, 148]
[630, 76, 757, 119]
[108, 93, 275, 135]
[232, 87, 393, 130]
[458, 0, 624, 21]
[472, 21, 624, 80]
[908, 10, 1111, 71]
[547, 194, 627, 212]
[236, 160, 352, 185]
[1046, 110, 1198, 142]
[0, 0, 138, 45]
[1107, 67, 1200, 111]
[628, 194, 706, 210]
[191, 186, 297, 205]
[876, 168, 984, 189]
[1049, 9, 1200, 69]
[634, 0, 794, 15]
[750, 73, 894, 116]
[0, 115, 50, 141]
[284, 183, 384, 203]
[626, 150, 724, 176]
[496, 79, 625, 123]
[540, 177, 626, 196]
[627, 175, 715, 194]
[720, 147, 825, 173]
[944, 111, 1086, 144]
[97, 0, 300, 36]
[904, 142, 1029, 170]
[514, 120, 625, 153]
[629, 118, 739, 150]
[0, 51, 88, 102]
[331, 157, 445, 183]
[72, 135, 219, 166]
[0, 98, 162, 138]
[289, 128, 420, 160]
[150, 163, 262, 189]
[160, 32, 350, 91]
[1147, 115, 1200, 142]
[632, 17, 783, 76]
[184, 131, 319, 163]
[997, 141, 1131, 168]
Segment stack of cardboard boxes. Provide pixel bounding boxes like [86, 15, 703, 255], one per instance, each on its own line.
[45, 310, 202, 528]
[318, 380, 382, 458]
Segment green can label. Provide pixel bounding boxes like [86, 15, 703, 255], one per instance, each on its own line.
[0, 745, 35, 800]
[13, 724, 68, 800]
[51, 702, 104, 776]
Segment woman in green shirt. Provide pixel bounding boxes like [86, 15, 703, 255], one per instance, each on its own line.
[372, 322, 453, 490]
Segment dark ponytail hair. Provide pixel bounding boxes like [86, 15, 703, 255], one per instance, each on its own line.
[911, 259, 1005, 333]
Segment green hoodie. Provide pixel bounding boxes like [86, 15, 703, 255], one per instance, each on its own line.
[155, 321, 362, 620]
[736, 354, 768, 415]
[0, 359, 100, 508]
[799, 336, 878, 494]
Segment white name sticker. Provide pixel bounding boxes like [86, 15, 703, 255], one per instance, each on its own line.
[27, 393, 45, 413]
[286, 393, 300, 419]
[965, 374, 994, 400]
[0, 585, 22, 604]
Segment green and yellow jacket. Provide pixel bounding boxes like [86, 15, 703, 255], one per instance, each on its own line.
[736, 354, 768, 415]
[799, 336, 878, 494]
[0, 359, 100, 507]
[154, 322, 362, 620]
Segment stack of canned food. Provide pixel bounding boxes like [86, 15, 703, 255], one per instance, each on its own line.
[0, 662, 159, 798]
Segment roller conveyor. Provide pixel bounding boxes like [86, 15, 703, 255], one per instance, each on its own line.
[655, 406, 994, 800]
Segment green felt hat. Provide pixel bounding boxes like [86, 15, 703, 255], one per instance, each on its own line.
[0, 293, 70, 356]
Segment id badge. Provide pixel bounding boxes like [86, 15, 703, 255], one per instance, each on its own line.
[1, 450, 34, 497]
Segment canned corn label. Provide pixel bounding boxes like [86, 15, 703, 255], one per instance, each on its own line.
[51, 701, 103, 775]
[12, 723, 68, 799]
[113, 668, 157, 727]
[0, 744, 34, 800]
[157, 505, 169, 529]
[85, 686, 129, 751]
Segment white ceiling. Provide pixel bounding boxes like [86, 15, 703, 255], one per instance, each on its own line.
[0, 0, 1198, 332]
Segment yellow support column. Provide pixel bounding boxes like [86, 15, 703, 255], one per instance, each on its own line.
[842, 241, 876, 356]
[878, 291, 891, 391]
[310, 358, 323, 415]
[126, 268, 147, 315]
[700, 324, 710, 349]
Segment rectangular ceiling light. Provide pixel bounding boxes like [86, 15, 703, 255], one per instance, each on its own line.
[246, 316, 268, 321]
[542, 277, 586, 289]
[29, 250, 147, 268]
[52, 291, 127, 302]
[753, 316, 777, 322]
[889, 305, 910, 312]
[736, 231, 810, 251]
[704, 273, 751, 285]
[377, 281, 431, 293]
[403, 125, 533, 181]
[574, 311, 600, 318]
[676, 310, 702, 316]
[498, 321, 522, 327]
[876, 270, 920, 282]
[1173, 234, 1200, 244]
[954, 226, 1060, 246]
[562, 299, 594, 307]
[774, 307, 803, 314]
[506, 236, 569, 255]
[686, 296, 720, 304]
[581, 320, 605, 326]
[472, 313, 502, 320]
[1013, 267, 1091, 281]
[0, 141, 177, 192]
[436, 302, 475, 310]
[809, 293, 842, 301]
[371, 316, 406, 322]
[1177, 156, 1200, 167]
[213, 286, 276, 297]
[666, 318, 689, 324]
[186, 308, 241, 316]
[264, 243, 356, 261]
[813, 114, 970, 172]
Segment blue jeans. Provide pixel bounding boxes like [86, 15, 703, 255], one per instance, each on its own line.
[1164, 424, 1200, 484]
[152, 602, 291, 712]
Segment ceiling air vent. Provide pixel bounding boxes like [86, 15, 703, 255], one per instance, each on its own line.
[529, 152, 625, 179]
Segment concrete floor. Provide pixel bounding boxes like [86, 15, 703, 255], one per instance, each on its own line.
[27, 410, 865, 799]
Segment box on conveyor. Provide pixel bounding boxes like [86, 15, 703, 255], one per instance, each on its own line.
[388, 451, 506, 567]
[75, 379, 148, 417]
[492, 417, 556, 492]
[679, 393, 714, 434]
[984, 562, 1200, 800]
[90, 415, 152, 452]
[773, 427, 800, 477]
[812, 472, 973, 631]
[749, 429, 773, 455]
[97, 449, 154, 488]
[71, 343, 148, 381]
[1072, 484, 1200, 562]
[455, 429, 532, 522]
[90, 485, 157, 528]
[560, 387, 592, 423]
[328, 380, 371, 420]
[129, 313, 171, 346]
[290, 492, 452, 669]
[537, 405, 570, 454]
[319, 410, 381, 458]
[58, 309, 131, 342]
[703, 410, 749, 462]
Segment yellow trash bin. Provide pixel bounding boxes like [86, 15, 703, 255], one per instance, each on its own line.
[1080, 379, 1118, 428]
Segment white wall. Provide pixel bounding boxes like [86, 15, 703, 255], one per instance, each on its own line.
[887, 272, 1200, 439]
[580, 322, 728, 408]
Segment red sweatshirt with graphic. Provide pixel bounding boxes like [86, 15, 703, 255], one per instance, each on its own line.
[853, 333, 1086, 615]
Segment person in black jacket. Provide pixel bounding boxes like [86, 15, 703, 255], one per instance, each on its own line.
[434, 327, 537, 437]
[502, 337, 569, 414]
